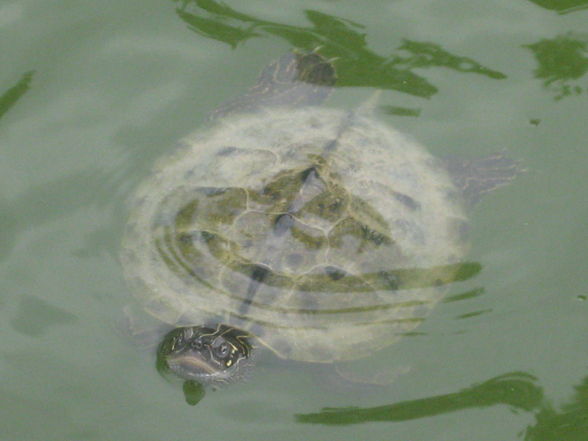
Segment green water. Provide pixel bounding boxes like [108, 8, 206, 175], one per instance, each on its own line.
[2, 0, 588, 439]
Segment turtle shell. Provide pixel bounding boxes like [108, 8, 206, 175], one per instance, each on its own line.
[120, 106, 469, 364]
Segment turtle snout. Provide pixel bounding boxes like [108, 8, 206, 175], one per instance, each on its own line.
[157, 325, 254, 386]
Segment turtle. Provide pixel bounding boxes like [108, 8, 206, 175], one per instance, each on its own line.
[120, 51, 519, 399]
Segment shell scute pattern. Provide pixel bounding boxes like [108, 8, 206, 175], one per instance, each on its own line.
[121, 106, 469, 363]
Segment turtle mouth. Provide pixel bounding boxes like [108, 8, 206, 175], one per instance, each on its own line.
[166, 351, 220, 379]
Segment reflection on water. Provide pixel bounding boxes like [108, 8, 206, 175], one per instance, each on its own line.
[526, 0, 588, 14]
[524, 33, 588, 101]
[525, 374, 588, 441]
[388, 40, 506, 80]
[380, 105, 421, 117]
[0, 71, 34, 122]
[297, 370, 588, 441]
[173, 0, 506, 99]
[174, 0, 434, 97]
[296, 372, 542, 424]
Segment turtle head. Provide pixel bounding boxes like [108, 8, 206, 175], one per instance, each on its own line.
[157, 325, 254, 387]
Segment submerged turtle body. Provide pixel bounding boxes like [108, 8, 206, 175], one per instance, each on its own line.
[122, 106, 467, 363]
[121, 52, 516, 387]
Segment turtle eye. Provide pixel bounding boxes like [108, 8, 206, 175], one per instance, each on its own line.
[215, 342, 230, 358]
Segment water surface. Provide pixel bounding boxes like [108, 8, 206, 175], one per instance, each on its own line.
[1, 0, 588, 439]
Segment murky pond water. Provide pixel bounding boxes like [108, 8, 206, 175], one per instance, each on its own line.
[2, 0, 588, 440]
